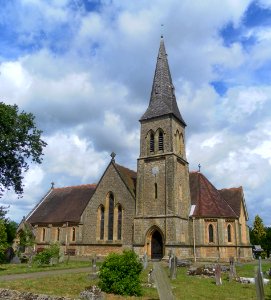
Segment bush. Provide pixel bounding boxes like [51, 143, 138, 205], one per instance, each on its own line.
[98, 250, 143, 296]
[33, 243, 60, 266]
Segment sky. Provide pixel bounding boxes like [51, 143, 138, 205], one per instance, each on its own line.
[0, 0, 271, 226]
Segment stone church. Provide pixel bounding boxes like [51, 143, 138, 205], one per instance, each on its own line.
[21, 37, 252, 261]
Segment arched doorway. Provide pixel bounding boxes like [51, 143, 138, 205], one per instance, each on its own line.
[151, 230, 163, 259]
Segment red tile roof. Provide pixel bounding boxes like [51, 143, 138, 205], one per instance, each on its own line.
[27, 184, 96, 224]
[219, 187, 244, 217]
[189, 172, 238, 218]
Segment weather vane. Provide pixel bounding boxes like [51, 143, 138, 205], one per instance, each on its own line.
[198, 164, 201, 173]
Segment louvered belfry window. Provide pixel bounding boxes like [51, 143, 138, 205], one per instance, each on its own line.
[150, 132, 154, 152]
[108, 193, 114, 240]
[158, 130, 164, 151]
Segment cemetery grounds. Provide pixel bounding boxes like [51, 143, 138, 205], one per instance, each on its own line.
[0, 259, 270, 299]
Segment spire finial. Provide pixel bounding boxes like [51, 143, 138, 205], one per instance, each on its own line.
[198, 164, 201, 173]
[51, 182, 55, 189]
[161, 24, 164, 38]
[110, 152, 116, 162]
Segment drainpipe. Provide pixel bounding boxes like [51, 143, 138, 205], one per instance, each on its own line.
[193, 217, 196, 262]
[65, 222, 68, 253]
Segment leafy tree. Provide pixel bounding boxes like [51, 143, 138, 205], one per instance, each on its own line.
[5, 220, 18, 245]
[0, 219, 8, 263]
[98, 250, 143, 296]
[250, 215, 266, 246]
[18, 222, 35, 252]
[0, 102, 47, 197]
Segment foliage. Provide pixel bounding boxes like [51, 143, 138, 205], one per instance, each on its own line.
[98, 250, 143, 296]
[250, 215, 266, 245]
[33, 243, 60, 266]
[0, 219, 8, 263]
[5, 220, 17, 245]
[18, 223, 35, 253]
[0, 102, 47, 197]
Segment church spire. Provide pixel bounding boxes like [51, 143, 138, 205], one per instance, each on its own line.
[140, 36, 186, 125]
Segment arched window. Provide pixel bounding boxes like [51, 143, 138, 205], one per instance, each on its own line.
[42, 228, 46, 242]
[227, 224, 232, 242]
[158, 130, 164, 151]
[208, 224, 214, 243]
[150, 132, 154, 153]
[100, 206, 105, 240]
[57, 228, 60, 241]
[155, 183, 158, 199]
[72, 227, 76, 241]
[117, 205, 122, 240]
[108, 193, 114, 240]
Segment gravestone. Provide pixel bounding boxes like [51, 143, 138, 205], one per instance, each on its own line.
[143, 252, 148, 270]
[170, 254, 177, 280]
[10, 255, 21, 264]
[148, 268, 154, 284]
[92, 255, 97, 273]
[215, 264, 222, 285]
[229, 256, 236, 281]
[255, 264, 264, 300]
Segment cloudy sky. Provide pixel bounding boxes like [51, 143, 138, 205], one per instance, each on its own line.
[1, 0, 271, 226]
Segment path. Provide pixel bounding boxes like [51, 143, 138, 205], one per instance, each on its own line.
[0, 266, 92, 282]
[153, 262, 175, 300]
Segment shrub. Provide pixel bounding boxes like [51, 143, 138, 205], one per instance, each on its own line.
[98, 250, 143, 296]
[33, 243, 60, 266]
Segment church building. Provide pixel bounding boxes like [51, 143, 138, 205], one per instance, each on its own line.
[21, 37, 252, 261]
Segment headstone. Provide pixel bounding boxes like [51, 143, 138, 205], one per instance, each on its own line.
[148, 268, 154, 284]
[229, 256, 236, 281]
[143, 252, 148, 270]
[92, 255, 97, 273]
[215, 264, 222, 285]
[170, 254, 177, 280]
[10, 255, 21, 264]
[255, 265, 265, 300]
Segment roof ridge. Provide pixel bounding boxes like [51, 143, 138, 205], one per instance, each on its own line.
[54, 184, 96, 190]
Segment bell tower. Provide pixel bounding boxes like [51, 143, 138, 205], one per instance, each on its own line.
[133, 37, 191, 258]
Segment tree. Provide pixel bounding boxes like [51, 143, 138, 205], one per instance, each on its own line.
[0, 219, 8, 263]
[250, 215, 266, 245]
[0, 102, 47, 197]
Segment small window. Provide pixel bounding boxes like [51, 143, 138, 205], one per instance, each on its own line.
[150, 132, 154, 153]
[208, 224, 214, 243]
[117, 205, 122, 240]
[155, 183, 158, 199]
[100, 206, 105, 240]
[72, 227, 76, 242]
[42, 228, 46, 242]
[57, 228, 60, 241]
[158, 130, 164, 151]
[227, 224, 232, 242]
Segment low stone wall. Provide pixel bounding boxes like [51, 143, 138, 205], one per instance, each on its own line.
[0, 289, 75, 300]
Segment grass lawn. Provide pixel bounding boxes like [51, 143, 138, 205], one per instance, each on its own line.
[0, 260, 270, 299]
[0, 260, 91, 275]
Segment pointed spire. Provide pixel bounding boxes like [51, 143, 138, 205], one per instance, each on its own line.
[140, 37, 186, 125]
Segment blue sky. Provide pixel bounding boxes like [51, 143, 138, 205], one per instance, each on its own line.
[0, 0, 271, 226]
